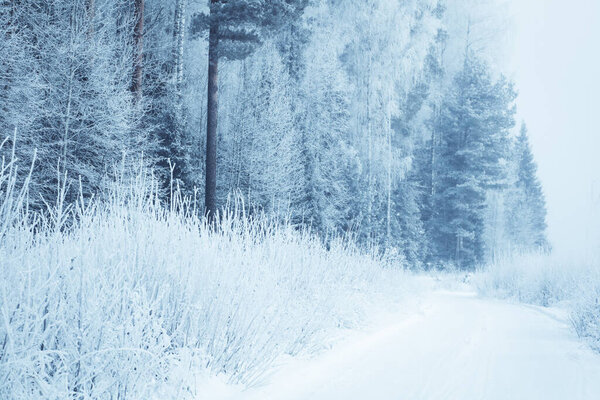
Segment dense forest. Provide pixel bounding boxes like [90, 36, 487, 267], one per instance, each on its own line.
[5, 2, 600, 400]
[0, 0, 548, 269]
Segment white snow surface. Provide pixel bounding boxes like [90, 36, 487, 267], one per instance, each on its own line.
[203, 287, 600, 400]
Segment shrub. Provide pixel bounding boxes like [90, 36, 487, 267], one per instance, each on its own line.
[477, 252, 600, 352]
[0, 149, 407, 399]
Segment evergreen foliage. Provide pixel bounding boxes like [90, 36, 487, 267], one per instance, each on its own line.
[505, 123, 549, 252]
[427, 54, 517, 269]
[190, 0, 309, 60]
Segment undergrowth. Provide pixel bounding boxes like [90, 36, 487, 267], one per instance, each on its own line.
[0, 140, 408, 399]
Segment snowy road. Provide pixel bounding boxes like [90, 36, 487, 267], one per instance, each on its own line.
[219, 290, 600, 400]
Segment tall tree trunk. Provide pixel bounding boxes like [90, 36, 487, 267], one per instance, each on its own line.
[386, 99, 392, 245]
[131, 0, 144, 102]
[205, 0, 219, 218]
[172, 0, 187, 146]
[173, 0, 186, 96]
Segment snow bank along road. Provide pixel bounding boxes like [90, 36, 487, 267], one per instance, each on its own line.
[213, 290, 600, 400]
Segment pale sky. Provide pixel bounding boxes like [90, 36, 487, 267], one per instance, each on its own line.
[508, 0, 600, 254]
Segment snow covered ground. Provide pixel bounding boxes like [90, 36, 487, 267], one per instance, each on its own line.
[204, 287, 600, 400]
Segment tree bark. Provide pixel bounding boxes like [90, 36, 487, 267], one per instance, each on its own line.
[205, 0, 219, 219]
[173, 0, 186, 95]
[386, 96, 392, 246]
[131, 0, 144, 102]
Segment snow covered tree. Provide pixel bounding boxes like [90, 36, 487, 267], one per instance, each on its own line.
[219, 45, 303, 218]
[505, 123, 549, 252]
[429, 53, 516, 269]
[0, 0, 150, 204]
[331, 0, 442, 247]
[297, 46, 353, 234]
[137, 0, 194, 195]
[190, 0, 309, 218]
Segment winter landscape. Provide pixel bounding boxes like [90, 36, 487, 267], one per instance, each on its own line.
[1, 0, 599, 399]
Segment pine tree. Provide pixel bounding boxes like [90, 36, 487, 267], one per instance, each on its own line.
[505, 123, 549, 252]
[190, 0, 309, 218]
[430, 53, 516, 269]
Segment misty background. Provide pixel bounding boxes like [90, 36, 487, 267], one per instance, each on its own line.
[509, 0, 600, 254]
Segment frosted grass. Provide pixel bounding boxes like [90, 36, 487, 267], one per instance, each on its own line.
[0, 146, 408, 399]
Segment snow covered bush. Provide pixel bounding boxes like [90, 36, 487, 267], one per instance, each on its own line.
[477, 252, 600, 351]
[571, 270, 600, 352]
[476, 253, 579, 306]
[0, 152, 407, 399]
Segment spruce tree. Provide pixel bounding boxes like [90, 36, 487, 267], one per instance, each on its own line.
[506, 123, 549, 251]
[430, 54, 516, 269]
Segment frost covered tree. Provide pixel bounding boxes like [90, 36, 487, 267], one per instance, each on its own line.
[0, 0, 149, 203]
[290, 1, 356, 235]
[330, 0, 443, 246]
[190, 0, 309, 218]
[505, 123, 549, 252]
[219, 45, 303, 217]
[131, 0, 144, 101]
[137, 0, 195, 194]
[429, 53, 516, 269]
